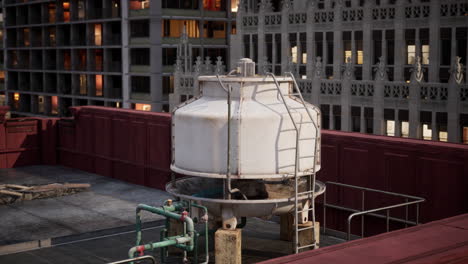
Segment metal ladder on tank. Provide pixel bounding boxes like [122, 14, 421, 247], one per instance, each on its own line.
[266, 72, 320, 254]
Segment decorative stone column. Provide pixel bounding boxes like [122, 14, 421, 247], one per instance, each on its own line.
[312, 57, 323, 106]
[393, 0, 406, 82]
[428, 0, 440, 82]
[306, 1, 316, 79]
[373, 57, 388, 135]
[333, 1, 343, 80]
[341, 58, 355, 132]
[447, 56, 464, 143]
[362, 1, 373, 80]
[408, 57, 424, 139]
[280, 0, 292, 74]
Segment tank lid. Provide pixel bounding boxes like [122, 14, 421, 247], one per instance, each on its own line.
[236, 58, 256, 77]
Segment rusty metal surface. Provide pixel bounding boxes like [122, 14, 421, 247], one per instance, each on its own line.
[258, 213, 468, 264]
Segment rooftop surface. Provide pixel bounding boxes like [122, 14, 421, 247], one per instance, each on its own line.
[0, 166, 345, 263]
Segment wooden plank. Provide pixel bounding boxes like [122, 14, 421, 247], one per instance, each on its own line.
[0, 190, 23, 197]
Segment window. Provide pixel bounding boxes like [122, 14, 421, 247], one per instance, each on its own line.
[51, 96, 58, 115]
[385, 109, 395, 136]
[422, 124, 432, 140]
[94, 24, 102, 46]
[204, 21, 226, 39]
[131, 20, 149, 38]
[79, 75, 87, 95]
[162, 0, 198, 9]
[129, 0, 149, 10]
[135, 103, 151, 111]
[63, 2, 70, 22]
[163, 76, 174, 95]
[95, 75, 103, 96]
[131, 76, 150, 93]
[203, 0, 226, 11]
[351, 106, 361, 132]
[162, 20, 199, 38]
[162, 48, 177, 66]
[407, 45, 416, 64]
[231, 0, 239, 12]
[78, 0, 85, 19]
[48, 3, 56, 23]
[131, 48, 150, 65]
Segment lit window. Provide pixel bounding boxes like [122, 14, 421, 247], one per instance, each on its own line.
[344, 50, 352, 62]
[439, 131, 448, 142]
[63, 2, 70, 22]
[407, 45, 416, 64]
[231, 0, 239, 12]
[302, 53, 307, 64]
[401, 121, 409, 138]
[94, 24, 102, 46]
[386, 120, 395, 136]
[51, 96, 58, 115]
[422, 123, 432, 140]
[14, 93, 20, 101]
[463, 127, 468, 144]
[135, 103, 151, 111]
[357, 50, 363, 65]
[95, 75, 103, 96]
[291, 46, 298, 64]
[422, 45, 429, 65]
[0, 94, 5, 106]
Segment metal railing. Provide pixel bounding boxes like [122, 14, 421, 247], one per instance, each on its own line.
[107, 255, 156, 264]
[323, 181, 425, 241]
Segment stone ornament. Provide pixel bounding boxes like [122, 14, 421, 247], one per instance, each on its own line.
[373, 56, 388, 81]
[450, 56, 465, 84]
[259, 0, 273, 13]
[410, 56, 424, 83]
[282, 0, 293, 11]
[194, 56, 203, 74]
[314, 57, 323, 78]
[342, 57, 355, 79]
[215, 56, 225, 75]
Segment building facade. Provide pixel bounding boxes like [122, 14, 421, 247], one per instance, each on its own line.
[0, 0, 236, 116]
[227, 0, 468, 143]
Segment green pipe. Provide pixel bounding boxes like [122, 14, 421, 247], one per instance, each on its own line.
[160, 228, 167, 263]
[128, 235, 191, 258]
[134, 203, 195, 258]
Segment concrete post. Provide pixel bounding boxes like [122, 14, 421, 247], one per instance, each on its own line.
[360, 106, 366, 133]
[150, 3, 163, 112]
[215, 229, 241, 264]
[373, 80, 385, 135]
[341, 76, 352, 132]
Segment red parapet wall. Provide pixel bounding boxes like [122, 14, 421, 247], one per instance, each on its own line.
[58, 106, 172, 190]
[317, 130, 468, 235]
[1, 106, 467, 231]
[0, 106, 58, 168]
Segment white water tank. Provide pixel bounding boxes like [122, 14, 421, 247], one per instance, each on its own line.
[171, 59, 321, 179]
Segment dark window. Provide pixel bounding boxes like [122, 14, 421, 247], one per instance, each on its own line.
[131, 76, 150, 93]
[131, 48, 150, 65]
[163, 48, 177, 66]
[130, 20, 149, 38]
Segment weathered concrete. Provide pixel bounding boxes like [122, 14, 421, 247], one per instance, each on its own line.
[0, 165, 171, 247]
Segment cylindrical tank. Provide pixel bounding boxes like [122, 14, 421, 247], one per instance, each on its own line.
[171, 60, 321, 179]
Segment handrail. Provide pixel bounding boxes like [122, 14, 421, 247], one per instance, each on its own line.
[323, 181, 425, 241]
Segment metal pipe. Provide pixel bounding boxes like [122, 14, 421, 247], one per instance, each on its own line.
[227, 84, 232, 200]
[134, 204, 195, 258]
[108, 255, 157, 264]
